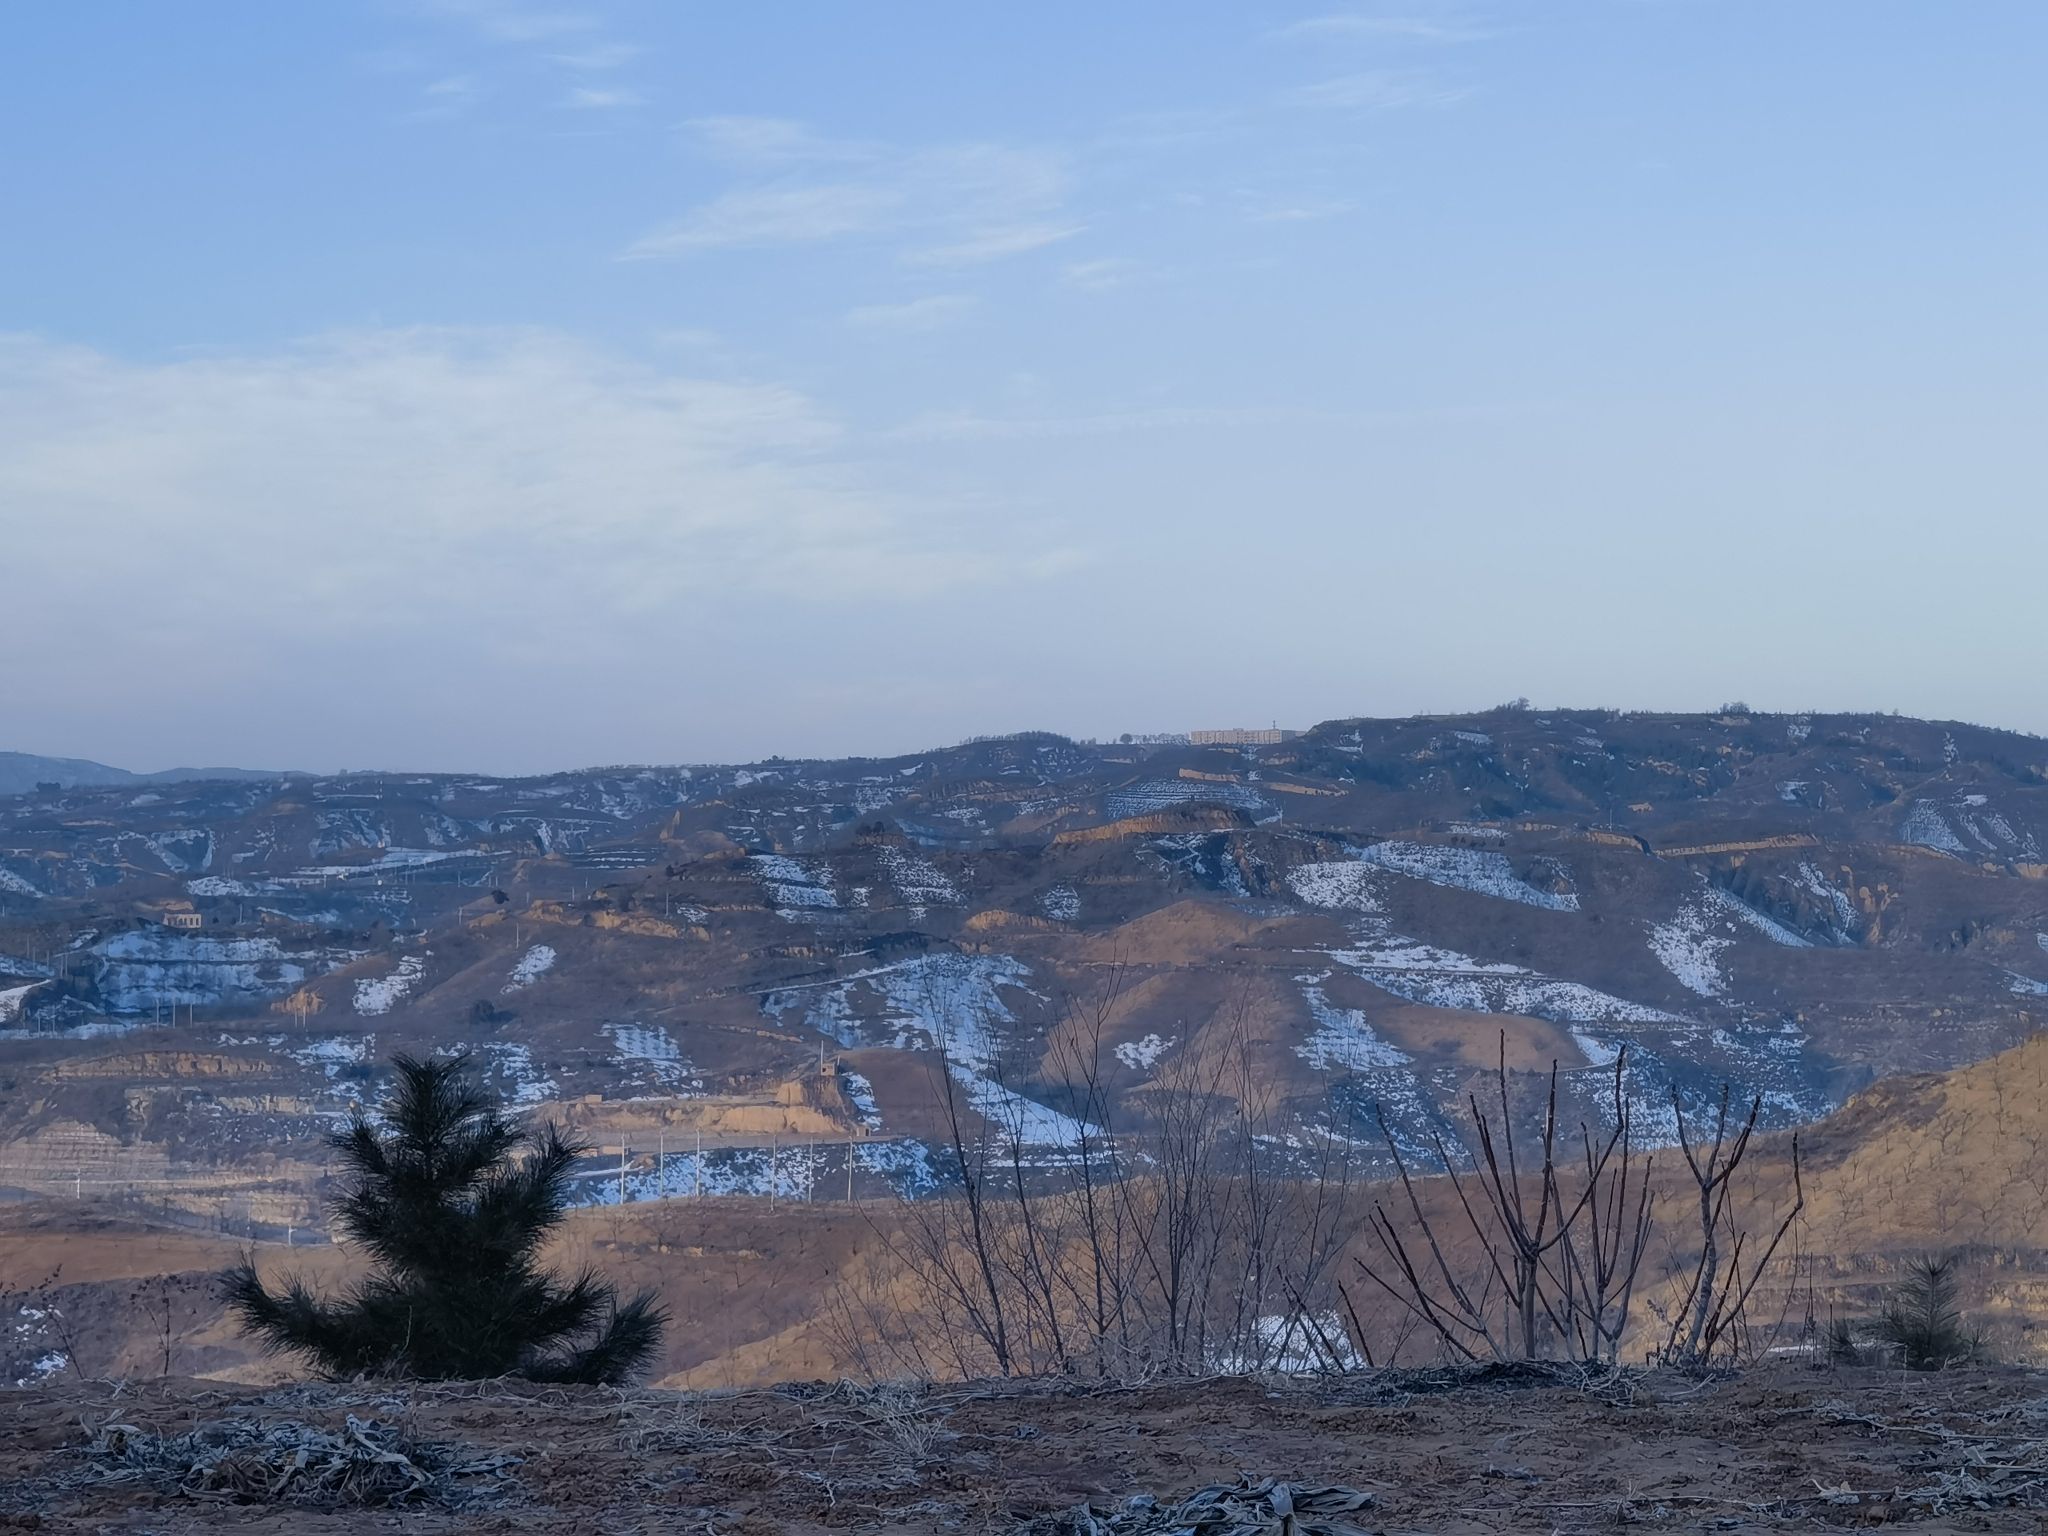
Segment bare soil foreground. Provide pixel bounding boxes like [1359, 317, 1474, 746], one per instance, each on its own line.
[2, 1365, 2045, 1534]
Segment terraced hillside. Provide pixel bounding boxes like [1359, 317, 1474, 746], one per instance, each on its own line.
[3, 709, 2046, 1221]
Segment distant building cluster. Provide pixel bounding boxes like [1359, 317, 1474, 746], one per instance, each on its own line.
[1189, 727, 1299, 746]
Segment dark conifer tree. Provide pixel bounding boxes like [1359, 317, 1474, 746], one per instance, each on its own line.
[1877, 1254, 1978, 1369]
[223, 1053, 665, 1383]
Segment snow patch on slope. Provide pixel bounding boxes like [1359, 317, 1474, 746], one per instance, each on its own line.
[878, 846, 960, 912]
[1649, 903, 1732, 998]
[503, 944, 556, 993]
[1287, 861, 1384, 914]
[1351, 840, 1578, 910]
[603, 1022, 703, 1091]
[1899, 802, 1969, 857]
[1326, 939, 1689, 1026]
[1114, 1033, 1174, 1071]
[762, 953, 1088, 1148]
[753, 854, 838, 916]
[354, 953, 426, 1015]
[1295, 973, 1410, 1071]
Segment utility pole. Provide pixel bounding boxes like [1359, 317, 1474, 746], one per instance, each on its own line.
[695, 1128, 702, 1197]
[617, 1142, 627, 1206]
[657, 1129, 666, 1198]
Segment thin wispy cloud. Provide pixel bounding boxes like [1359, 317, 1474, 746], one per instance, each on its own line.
[844, 294, 981, 331]
[1245, 197, 1356, 224]
[687, 115, 878, 167]
[407, 73, 482, 119]
[887, 402, 1361, 443]
[562, 86, 643, 110]
[0, 329, 1061, 640]
[1289, 68, 1470, 110]
[1062, 257, 1148, 291]
[1279, 13, 1496, 43]
[406, 0, 641, 118]
[626, 127, 1077, 268]
[415, 0, 597, 44]
[548, 42, 641, 69]
[911, 222, 1081, 266]
[627, 185, 905, 256]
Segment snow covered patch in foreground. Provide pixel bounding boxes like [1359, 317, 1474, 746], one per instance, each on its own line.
[1899, 802, 1968, 857]
[962, 1075, 1098, 1150]
[1210, 1312, 1363, 1375]
[479, 1042, 558, 1106]
[1650, 883, 1814, 998]
[1295, 973, 1409, 1071]
[1326, 940, 1689, 1026]
[354, 953, 426, 1015]
[603, 1022, 703, 1091]
[841, 1069, 884, 1130]
[186, 876, 281, 898]
[1649, 903, 1733, 998]
[0, 983, 40, 1025]
[761, 953, 1087, 1148]
[1443, 821, 1507, 841]
[503, 944, 556, 993]
[1104, 779, 1278, 822]
[145, 831, 213, 874]
[2007, 972, 2048, 998]
[878, 846, 960, 912]
[1287, 861, 1384, 914]
[1039, 885, 1080, 923]
[0, 867, 44, 898]
[289, 1035, 371, 1079]
[92, 930, 344, 1013]
[1114, 1033, 1174, 1071]
[581, 1137, 945, 1204]
[753, 854, 838, 916]
[763, 953, 1039, 1073]
[1797, 864, 1862, 939]
[13, 1349, 68, 1388]
[1151, 833, 1249, 895]
[1351, 841, 1578, 910]
[1703, 886, 1812, 948]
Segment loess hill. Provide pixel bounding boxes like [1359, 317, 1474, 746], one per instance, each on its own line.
[3, 707, 2048, 1378]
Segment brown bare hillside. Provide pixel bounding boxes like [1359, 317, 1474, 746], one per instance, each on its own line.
[11, 1036, 2048, 1390]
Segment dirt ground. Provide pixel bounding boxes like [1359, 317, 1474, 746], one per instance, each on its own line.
[1, 1364, 2044, 1534]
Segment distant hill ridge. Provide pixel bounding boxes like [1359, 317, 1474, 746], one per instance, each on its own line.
[0, 751, 293, 796]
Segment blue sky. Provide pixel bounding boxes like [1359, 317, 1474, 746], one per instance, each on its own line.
[4, 1, 2044, 771]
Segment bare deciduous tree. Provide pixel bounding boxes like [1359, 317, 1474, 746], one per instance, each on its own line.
[1354, 1039, 1652, 1365]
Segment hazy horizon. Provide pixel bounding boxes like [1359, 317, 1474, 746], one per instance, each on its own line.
[12, 696, 2047, 781]
[6, 2, 2044, 772]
